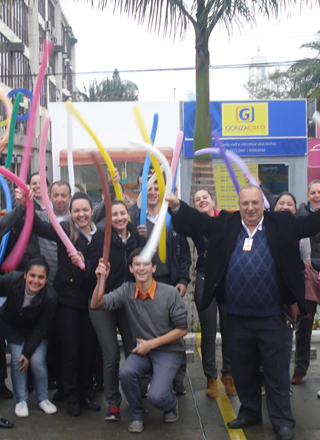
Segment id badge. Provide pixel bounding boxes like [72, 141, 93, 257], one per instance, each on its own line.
[243, 238, 253, 251]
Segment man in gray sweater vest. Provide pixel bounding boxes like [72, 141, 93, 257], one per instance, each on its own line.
[91, 248, 188, 434]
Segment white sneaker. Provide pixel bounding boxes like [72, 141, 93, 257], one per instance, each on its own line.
[39, 399, 57, 415]
[15, 401, 29, 418]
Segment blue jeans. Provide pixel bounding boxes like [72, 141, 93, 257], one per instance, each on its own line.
[120, 350, 182, 420]
[9, 339, 49, 403]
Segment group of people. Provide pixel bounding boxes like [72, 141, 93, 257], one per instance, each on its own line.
[0, 161, 319, 440]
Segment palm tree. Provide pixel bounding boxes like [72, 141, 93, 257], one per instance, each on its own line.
[245, 31, 320, 109]
[78, 68, 139, 102]
[90, 0, 319, 203]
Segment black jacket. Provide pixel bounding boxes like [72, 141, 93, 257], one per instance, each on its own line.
[0, 272, 57, 359]
[33, 215, 103, 309]
[170, 201, 320, 314]
[130, 209, 191, 287]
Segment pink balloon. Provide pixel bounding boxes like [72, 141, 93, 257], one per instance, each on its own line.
[19, 40, 54, 182]
[0, 167, 34, 271]
[171, 131, 184, 178]
[39, 117, 85, 270]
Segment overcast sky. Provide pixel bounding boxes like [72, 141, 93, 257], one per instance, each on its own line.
[60, 0, 320, 102]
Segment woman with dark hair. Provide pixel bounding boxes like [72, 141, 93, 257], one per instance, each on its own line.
[33, 192, 103, 417]
[89, 200, 145, 421]
[0, 256, 57, 418]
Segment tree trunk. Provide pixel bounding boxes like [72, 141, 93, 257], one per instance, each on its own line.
[189, 29, 216, 205]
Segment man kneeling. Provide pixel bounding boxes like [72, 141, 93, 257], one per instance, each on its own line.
[91, 247, 188, 433]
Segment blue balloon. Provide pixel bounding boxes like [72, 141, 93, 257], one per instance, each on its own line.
[0, 174, 12, 263]
[7, 88, 33, 121]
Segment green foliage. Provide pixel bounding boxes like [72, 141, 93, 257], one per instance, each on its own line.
[78, 68, 139, 102]
[245, 31, 320, 109]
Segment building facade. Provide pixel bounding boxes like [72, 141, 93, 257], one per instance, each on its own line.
[0, 0, 76, 183]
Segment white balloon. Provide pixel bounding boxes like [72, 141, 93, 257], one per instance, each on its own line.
[129, 139, 172, 263]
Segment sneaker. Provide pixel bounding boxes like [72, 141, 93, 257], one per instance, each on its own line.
[128, 419, 144, 433]
[105, 406, 120, 421]
[15, 401, 29, 418]
[39, 399, 57, 415]
[289, 386, 293, 397]
[0, 384, 13, 399]
[221, 375, 237, 396]
[163, 400, 179, 423]
[290, 371, 305, 385]
[172, 381, 186, 395]
[206, 378, 218, 398]
[317, 390, 320, 398]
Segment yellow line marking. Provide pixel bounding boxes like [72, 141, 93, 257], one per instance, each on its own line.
[197, 345, 247, 440]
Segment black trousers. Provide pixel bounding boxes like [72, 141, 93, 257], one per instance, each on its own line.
[294, 299, 318, 375]
[56, 303, 96, 404]
[227, 313, 295, 430]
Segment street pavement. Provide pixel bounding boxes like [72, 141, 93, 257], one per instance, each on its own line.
[1, 332, 320, 440]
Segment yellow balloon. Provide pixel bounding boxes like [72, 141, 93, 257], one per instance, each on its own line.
[65, 101, 123, 202]
[133, 105, 166, 262]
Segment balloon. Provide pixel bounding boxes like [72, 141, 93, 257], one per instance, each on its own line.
[129, 139, 172, 264]
[166, 130, 184, 230]
[133, 106, 166, 261]
[19, 40, 54, 183]
[171, 131, 184, 180]
[65, 100, 123, 201]
[7, 88, 33, 121]
[212, 132, 241, 195]
[67, 109, 75, 194]
[0, 86, 13, 151]
[0, 175, 12, 264]
[140, 113, 159, 226]
[0, 168, 34, 271]
[6, 92, 23, 169]
[90, 151, 112, 301]
[195, 147, 270, 209]
[39, 116, 85, 270]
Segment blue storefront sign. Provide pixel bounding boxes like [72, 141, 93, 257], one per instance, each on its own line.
[184, 100, 307, 158]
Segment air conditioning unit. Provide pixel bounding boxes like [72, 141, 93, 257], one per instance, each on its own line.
[62, 79, 67, 89]
[45, 20, 52, 33]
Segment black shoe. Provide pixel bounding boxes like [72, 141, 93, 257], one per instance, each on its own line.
[52, 389, 65, 401]
[227, 417, 262, 429]
[0, 385, 13, 399]
[276, 426, 294, 440]
[0, 417, 13, 428]
[81, 397, 101, 411]
[67, 403, 81, 417]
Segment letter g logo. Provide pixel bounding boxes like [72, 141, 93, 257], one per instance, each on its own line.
[236, 106, 254, 123]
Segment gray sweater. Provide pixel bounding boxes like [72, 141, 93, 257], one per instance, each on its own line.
[97, 281, 187, 354]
